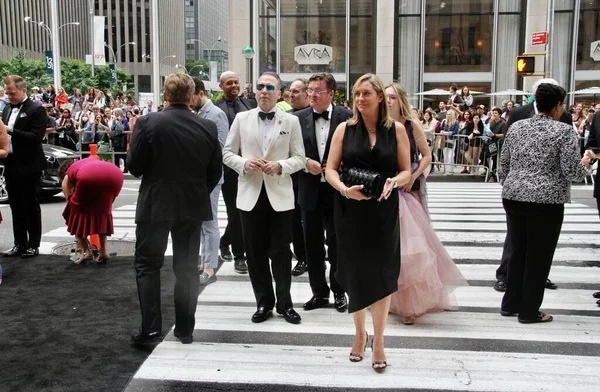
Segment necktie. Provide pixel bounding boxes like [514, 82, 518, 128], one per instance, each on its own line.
[313, 111, 329, 121]
[259, 112, 275, 121]
[10, 102, 23, 110]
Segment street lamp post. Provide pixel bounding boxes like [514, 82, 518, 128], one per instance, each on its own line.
[242, 46, 255, 92]
[24, 14, 80, 90]
[105, 42, 135, 86]
[175, 64, 188, 73]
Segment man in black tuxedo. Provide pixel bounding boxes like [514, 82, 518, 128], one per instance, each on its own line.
[494, 78, 572, 292]
[289, 78, 310, 276]
[585, 110, 600, 305]
[294, 73, 352, 312]
[1, 75, 47, 258]
[127, 73, 222, 345]
[215, 71, 257, 274]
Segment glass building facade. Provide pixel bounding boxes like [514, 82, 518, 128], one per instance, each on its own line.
[246, 0, 600, 106]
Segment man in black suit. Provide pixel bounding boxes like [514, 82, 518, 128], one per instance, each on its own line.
[294, 73, 352, 312]
[1, 75, 47, 258]
[585, 110, 600, 305]
[215, 71, 257, 274]
[494, 78, 572, 292]
[127, 73, 222, 345]
[289, 78, 310, 276]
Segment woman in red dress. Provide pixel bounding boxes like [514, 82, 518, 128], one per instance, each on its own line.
[58, 158, 124, 264]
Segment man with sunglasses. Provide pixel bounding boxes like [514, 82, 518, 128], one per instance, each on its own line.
[215, 71, 257, 274]
[293, 72, 352, 313]
[223, 71, 306, 324]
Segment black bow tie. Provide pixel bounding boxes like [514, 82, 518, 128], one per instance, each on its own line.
[313, 111, 329, 121]
[258, 111, 275, 121]
[10, 102, 23, 110]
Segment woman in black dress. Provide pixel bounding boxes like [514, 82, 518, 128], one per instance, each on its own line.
[325, 74, 411, 372]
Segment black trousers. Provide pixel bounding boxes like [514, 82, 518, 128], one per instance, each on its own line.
[134, 220, 202, 335]
[5, 172, 42, 248]
[496, 235, 510, 280]
[301, 183, 343, 298]
[500, 199, 563, 319]
[220, 169, 245, 259]
[292, 182, 306, 262]
[239, 187, 294, 311]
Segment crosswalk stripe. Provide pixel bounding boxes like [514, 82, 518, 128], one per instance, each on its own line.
[41, 182, 600, 391]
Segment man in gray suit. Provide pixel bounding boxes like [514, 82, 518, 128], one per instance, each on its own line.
[192, 77, 229, 286]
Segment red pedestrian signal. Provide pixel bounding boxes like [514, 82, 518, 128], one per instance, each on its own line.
[516, 56, 535, 75]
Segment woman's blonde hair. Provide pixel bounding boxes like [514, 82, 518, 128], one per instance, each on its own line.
[347, 73, 394, 129]
[446, 108, 458, 124]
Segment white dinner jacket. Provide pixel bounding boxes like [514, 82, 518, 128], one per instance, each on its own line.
[222, 107, 306, 212]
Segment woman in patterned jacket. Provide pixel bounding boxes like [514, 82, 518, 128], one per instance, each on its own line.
[499, 83, 590, 324]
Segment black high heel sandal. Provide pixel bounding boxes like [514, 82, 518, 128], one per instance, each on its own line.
[370, 339, 388, 373]
[349, 332, 368, 363]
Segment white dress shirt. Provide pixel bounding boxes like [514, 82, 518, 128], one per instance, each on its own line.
[258, 110, 276, 153]
[313, 103, 332, 182]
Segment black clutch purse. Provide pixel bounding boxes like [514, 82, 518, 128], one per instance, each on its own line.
[343, 167, 384, 198]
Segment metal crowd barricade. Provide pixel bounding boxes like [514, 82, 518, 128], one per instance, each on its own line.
[430, 133, 491, 181]
[43, 129, 134, 167]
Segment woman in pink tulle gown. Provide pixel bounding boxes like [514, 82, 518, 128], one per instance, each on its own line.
[385, 82, 468, 325]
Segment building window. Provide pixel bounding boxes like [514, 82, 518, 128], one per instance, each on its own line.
[424, 0, 494, 73]
[279, 0, 347, 75]
[577, 0, 600, 72]
[258, 0, 277, 73]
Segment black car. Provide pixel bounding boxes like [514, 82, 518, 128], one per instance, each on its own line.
[0, 144, 80, 203]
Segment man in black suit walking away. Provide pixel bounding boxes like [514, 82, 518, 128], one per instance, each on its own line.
[585, 110, 600, 305]
[127, 73, 222, 345]
[1, 75, 47, 258]
[494, 78, 571, 292]
[294, 73, 352, 312]
[215, 71, 257, 274]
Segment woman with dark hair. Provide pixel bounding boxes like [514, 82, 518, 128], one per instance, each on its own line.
[325, 73, 412, 372]
[462, 112, 484, 174]
[58, 158, 124, 264]
[499, 83, 590, 324]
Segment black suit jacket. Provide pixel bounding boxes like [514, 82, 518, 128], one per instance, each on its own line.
[507, 103, 573, 128]
[214, 97, 257, 126]
[126, 104, 222, 223]
[1, 98, 47, 175]
[293, 105, 352, 211]
[586, 111, 600, 198]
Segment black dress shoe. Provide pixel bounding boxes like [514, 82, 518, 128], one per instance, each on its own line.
[131, 331, 163, 345]
[493, 279, 506, 292]
[334, 293, 348, 312]
[20, 248, 39, 258]
[3, 246, 24, 257]
[291, 260, 307, 276]
[234, 258, 248, 274]
[593, 291, 600, 299]
[174, 330, 193, 344]
[545, 279, 558, 290]
[252, 307, 273, 323]
[199, 272, 217, 286]
[277, 307, 301, 324]
[219, 245, 233, 261]
[500, 310, 518, 317]
[303, 296, 329, 311]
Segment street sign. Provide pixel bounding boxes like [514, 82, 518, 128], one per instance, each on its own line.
[591, 40, 600, 61]
[45, 50, 54, 76]
[532, 31, 547, 46]
[516, 56, 535, 75]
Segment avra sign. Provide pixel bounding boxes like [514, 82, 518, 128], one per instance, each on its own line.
[295, 44, 333, 65]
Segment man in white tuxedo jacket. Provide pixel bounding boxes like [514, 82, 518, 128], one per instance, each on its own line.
[223, 71, 306, 324]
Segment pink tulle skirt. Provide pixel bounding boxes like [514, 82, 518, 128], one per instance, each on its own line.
[389, 189, 468, 317]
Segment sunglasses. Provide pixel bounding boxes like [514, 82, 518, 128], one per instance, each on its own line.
[256, 84, 276, 93]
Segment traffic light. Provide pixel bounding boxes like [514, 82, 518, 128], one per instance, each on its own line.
[516, 56, 535, 75]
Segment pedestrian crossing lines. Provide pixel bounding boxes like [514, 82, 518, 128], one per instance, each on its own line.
[124, 182, 600, 392]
